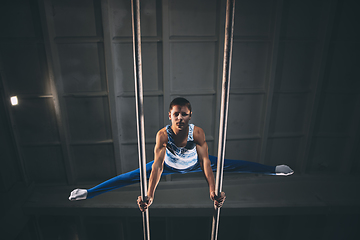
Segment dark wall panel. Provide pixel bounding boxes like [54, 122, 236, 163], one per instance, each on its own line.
[114, 42, 162, 93]
[225, 139, 260, 161]
[22, 146, 66, 184]
[37, 215, 80, 240]
[235, 0, 273, 37]
[121, 143, 154, 172]
[65, 97, 111, 142]
[0, 44, 50, 95]
[322, 214, 360, 240]
[52, 0, 98, 37]
[227, 94, 264, 137]
[12, 98, 59, 144]
[169, 0, 217, 37]
[231, 42, 269, 90]
[315, 93, 357, 135]
[266, 137, 300, 168]
[86, 217, 125, 240]
[184, 95, 216, 138]
[269, 93, 307, 135]
[276, 42, 315, 91]
[72, 144, 116, 183]
[0, 0, 37, 38]
[286, 215, 326, 240]
[112, 0, 158, 37]
[57, 43, 106, 93]
[324, 43, 360, 91]
[280, 0, 322, 39]
[331, 0, 360, 41]
[0, 90, 20, 191]
[308, 137, 348, 173]
[170, 42, 217, 92]
[119, 96, 163, 142]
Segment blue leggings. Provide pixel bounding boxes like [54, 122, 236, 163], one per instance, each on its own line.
[87, 155, 275, 198]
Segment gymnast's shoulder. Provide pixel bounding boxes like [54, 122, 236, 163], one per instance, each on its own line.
[155, 127, 168, 146]
[193, 125, 206, 144]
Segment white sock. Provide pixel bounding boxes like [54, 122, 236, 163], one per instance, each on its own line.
[275, 165, 294, 176]
[69, 189, 88, 201]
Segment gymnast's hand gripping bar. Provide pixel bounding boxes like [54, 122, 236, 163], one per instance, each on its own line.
[131, 0, 150, 239]
[211, 1, 235, 240]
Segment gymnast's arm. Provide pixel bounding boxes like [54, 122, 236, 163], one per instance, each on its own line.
[195, 126, 226, 208]
[137, 128, 167, 212]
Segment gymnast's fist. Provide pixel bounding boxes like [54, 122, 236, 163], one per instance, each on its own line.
[210, 191, 226, 209]
[137, 196, 153, 212]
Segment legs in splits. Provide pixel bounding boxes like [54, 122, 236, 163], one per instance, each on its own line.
[69, 156, 293, 201]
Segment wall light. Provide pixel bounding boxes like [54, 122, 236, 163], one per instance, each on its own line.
[10, 96, 18, 106]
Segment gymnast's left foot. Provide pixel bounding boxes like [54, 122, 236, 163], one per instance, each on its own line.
[275, 165, 294, 176]
[69, 189, 87, 201]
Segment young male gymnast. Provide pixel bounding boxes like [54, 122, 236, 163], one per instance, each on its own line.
[69, 97, 293, 211]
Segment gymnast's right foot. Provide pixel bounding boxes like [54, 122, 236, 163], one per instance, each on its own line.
[69, 189, 87, 201]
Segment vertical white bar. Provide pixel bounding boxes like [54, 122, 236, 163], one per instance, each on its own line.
[211, 0, 235, 240]
[131, 0, 150, 239]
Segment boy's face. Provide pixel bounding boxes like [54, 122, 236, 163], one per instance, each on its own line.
[169, 105, 192, 131]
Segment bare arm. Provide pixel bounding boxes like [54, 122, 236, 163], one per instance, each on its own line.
[194, 126, 226, 208]
[148, 130, 167, 198]
[137, 129, 167, 212]
[195, 127, 215, 193]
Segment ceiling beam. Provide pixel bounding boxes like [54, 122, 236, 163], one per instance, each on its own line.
[37, 0, 75, 184]
[258, 0, 284, 164]
[298, 0, 338, 173]
[100, 0, 123, 175]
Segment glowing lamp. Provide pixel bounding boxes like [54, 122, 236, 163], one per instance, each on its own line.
[10, 96, 18, 106]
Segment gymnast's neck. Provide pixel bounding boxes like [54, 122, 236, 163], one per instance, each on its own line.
[170, 124, 189, 142]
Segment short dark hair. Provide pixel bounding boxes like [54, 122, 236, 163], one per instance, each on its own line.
[169, 97, 192, 112]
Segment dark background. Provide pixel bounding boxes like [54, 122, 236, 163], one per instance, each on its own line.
[1, 0, 359, 239]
